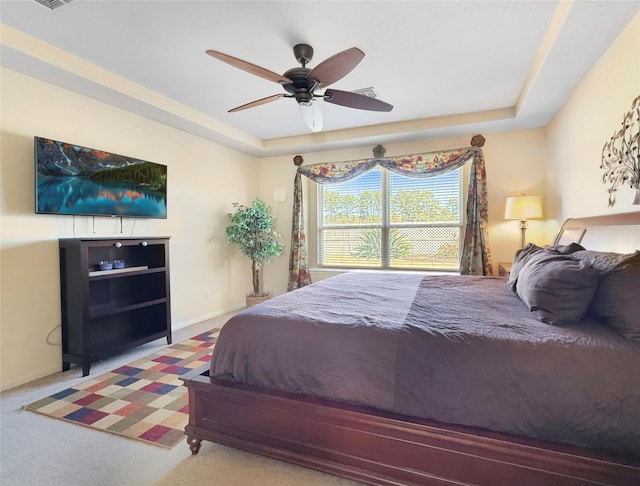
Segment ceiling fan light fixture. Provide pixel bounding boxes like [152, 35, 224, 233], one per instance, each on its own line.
[206, 44, 392, 126]
[299, 100, 323, 132]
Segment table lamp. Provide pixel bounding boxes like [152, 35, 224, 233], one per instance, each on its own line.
[505, 196, 543, 248]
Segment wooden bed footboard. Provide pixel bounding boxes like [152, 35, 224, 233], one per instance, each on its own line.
[182, 366, 639, 486]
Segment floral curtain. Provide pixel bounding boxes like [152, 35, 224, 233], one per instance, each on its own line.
[288, 146, 492, 290]
[460, 151, 492, 275]
[287, 171, 312, 290]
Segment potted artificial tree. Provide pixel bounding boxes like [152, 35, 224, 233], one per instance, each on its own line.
[225, 198, 283, 307]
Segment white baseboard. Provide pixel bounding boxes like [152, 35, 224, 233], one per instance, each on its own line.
[1, 365, 63, 393]
[171, 306, 244, 331]
[2, 307, 245, 393]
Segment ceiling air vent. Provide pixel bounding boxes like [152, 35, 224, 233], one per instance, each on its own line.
[33, 0, 78, 11]
[352, 87, 379, 99]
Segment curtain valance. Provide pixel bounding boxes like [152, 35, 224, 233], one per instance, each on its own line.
[298, 147, 479, 184]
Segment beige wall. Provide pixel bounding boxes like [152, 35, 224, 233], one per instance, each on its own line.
[0, 68, 257, 390]
[546, 10, 640, 235]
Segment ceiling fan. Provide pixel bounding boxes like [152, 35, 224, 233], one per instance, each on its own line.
[205, 44, 393, 132]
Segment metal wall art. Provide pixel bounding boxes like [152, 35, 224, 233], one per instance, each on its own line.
[600, 95, 640, 206]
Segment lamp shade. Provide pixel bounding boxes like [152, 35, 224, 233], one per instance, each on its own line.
[505, 196, 543, 220]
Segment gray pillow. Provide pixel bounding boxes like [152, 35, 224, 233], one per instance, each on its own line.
[570, 249, 636, 273]
[571, 250, 640, 340]
[507, 243, 542, 292]
[515, 252, 598, 325]
[507, 242, 585, 292]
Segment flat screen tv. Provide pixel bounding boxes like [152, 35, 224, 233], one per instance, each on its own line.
[35, 136, 167, 219]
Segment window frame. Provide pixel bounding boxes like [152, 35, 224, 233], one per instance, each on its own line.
[314, 165, 466, 272]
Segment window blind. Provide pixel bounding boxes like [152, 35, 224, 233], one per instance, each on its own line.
[319, 167, 462, 271]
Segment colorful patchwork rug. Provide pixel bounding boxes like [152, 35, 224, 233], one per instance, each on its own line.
[26, 328, 219, 448]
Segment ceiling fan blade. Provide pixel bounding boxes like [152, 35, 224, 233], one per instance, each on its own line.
[228, 94, 286, 112]
[206, 49, 292, 84]
[306, 47, 364, 87]
[324, 89, 393, 112]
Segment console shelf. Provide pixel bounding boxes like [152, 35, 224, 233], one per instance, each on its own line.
[89, 298, 168, 319]
[88, 265, 149, 277]
[59, 237, 171, 376]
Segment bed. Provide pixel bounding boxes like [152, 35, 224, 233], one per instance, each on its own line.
[182, 212, 640, 485]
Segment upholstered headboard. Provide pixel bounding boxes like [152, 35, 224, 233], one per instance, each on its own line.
[554, 212, 640, 253]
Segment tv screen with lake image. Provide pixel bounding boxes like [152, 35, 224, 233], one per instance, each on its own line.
[35, 137, 167, 219]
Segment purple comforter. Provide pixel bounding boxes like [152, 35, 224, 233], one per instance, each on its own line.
[210, 272, 640, 456]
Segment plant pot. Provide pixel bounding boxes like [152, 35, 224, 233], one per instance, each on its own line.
[246, 293, 271, 307]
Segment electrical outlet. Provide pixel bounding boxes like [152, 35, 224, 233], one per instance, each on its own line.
[204, 290, 210, 300]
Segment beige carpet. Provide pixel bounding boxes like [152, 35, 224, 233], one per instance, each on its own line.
[1, 314, 358, 486]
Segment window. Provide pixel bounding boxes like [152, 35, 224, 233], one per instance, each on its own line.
[317, 167, 463, 271]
